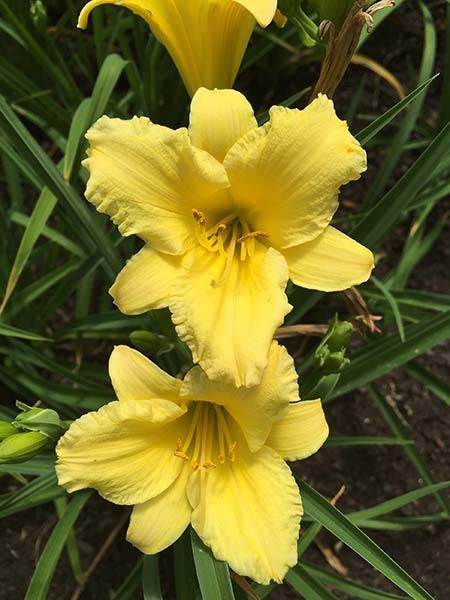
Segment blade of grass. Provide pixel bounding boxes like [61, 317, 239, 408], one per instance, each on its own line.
[0, 322, 51, 342]
[349, 482, 450, 521]
[300, 480, 434, 600]
[369, 385, 450, 515]
[286, 564, 339, 600]
[191, 529, 235, 600]
[24, 491, 91, 600]
[356, 76, 438, 147]
[404, 362, 450, 407]
[142, 555, 163, 600]
[370, 276, 405, 341]
[302, 562, 406, 600]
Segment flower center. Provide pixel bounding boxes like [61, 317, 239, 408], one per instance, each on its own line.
[174, 402, 236, 470]
[192, 209, 268, 286]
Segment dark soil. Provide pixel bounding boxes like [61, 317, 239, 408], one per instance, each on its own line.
[1, 1, 449, 599]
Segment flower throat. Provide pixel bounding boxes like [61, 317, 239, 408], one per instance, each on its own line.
[192, 209, 268, 286]
[174, 402, 236, 470]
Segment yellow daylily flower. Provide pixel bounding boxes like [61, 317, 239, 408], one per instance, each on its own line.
[56, 343, 329, 584]
[78, 0, 278, 96]
[83, 89, 374, 387]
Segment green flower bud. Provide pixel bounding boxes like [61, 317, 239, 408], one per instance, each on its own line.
[130, 330, 175, 358]
[0, 421, 18, 440]
[320, 350, 350, 375]
[13, 406, 67, 441]
[327, 321, 353, 351]
[30, 0, 48, 32]
[0, 431, 48, 464]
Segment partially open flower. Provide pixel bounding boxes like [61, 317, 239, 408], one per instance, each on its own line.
[83, 88, 374, 387]
[78, 0, 278, 95]
[56, 343, 329, 584]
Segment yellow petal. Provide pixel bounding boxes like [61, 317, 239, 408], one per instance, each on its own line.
[79, 1, 258, 96]
[109, 345, 182, 404]
[189, 88, 257, 163]
[171, 242, 291, 387]
[56, 399, 188, 504]
[187, 440, 302, 584]
[224, 94, 367, 249]
[127, 464, 191, 554]
[84, 115, 229, 254]
[284, 225, 374, 291]
[110, 245, 181, 314]
[266, 399, 329, 461]
[233, 0, 278, 26]
[181, 342, 299, 452]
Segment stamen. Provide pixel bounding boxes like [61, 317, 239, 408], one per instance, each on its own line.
[215, 406, 226, 464]
[211, 224, 238, 287]
[192, 209, 206, 225]
[237, 230, 269, 244]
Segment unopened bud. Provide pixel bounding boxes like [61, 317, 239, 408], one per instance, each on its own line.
[327, 321, 353, 351]
[30, 0, 48, 32]
[320, 350, 350, 375]
[0, 431, 48, 464]
[0, 421, 18, 440]
[13, 405, 67, 441]
[130, 330, 175, 358]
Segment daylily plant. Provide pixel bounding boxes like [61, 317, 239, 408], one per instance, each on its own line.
[56, 343, 329, 584]
[83, 88, 374, 386]
[78, 0, 279, 95]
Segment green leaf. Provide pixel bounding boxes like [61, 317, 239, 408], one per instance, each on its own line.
[356, 75, 439, 147]
[174, 530, 201, 600]
[352, 120, 450, 249]
[191, 529, 235, 600]
[370, 276, 405, 342]
[25, 491, 90, 600]
[331, 311, 450, 398]
[0, 184, 57, 313]
[324, 436, 412, 447]
[64, 54, 128, 181]
[349, 482, 450, 521]
[142, 556, 163, 600]
[0, 95, 120, 277]
[0, 322, 50, 342]
[369, 385, 450, 515]
[404, 362, 450, 406]
[301, 562, 406, 600]
[300, 480, 434, 600]
[286, 564, 339, 600]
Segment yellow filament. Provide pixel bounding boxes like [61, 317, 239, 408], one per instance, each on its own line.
[190, 403, 204, 470]
[215, 406, 226, 464]
[211, 224, 238, 287]
[203, 409, 216, 469]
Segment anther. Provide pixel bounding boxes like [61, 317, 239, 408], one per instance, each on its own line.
[203, 461, 217, 469]
[192, 209, 206, 225]
[237, 231, 269, 244]
[175, 451, 190, 460]
[215, 224, 227, 235]
[228, 442, 236, 462]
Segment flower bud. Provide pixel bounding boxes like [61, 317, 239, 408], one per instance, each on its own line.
[13, 406, 67, 441]
[327, 321, 353, 351]
[0, 421, 18, 440]
[30, 0, 48, 32]
[0, 431, 48, 464]
[130, 330, 175, 358]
